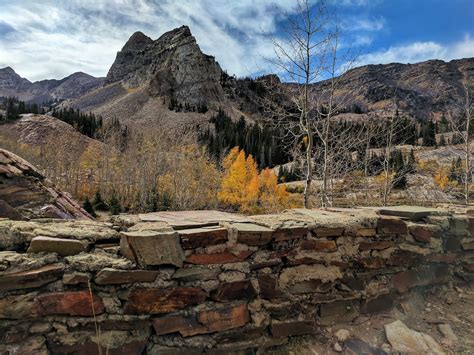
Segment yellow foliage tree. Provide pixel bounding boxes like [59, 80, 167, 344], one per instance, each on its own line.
[434, 171, 450, 190]
[218, 147, 291, 213]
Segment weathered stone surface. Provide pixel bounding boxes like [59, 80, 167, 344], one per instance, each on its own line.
[273, 226, 308, 241]
[409, 224, 440, 243]
[319, 300, 359, 325]
[300, 239, 338, 252]
[377, 217, 408, 235]
[461, 238, 474, 250]
[0, 264, 63, 291]
[172, 266, 220, 282]
[385, 320, 445, 354]
[356, 228, 377, 237]
[120, 230, 184, 267]
[95, 268, 159, 285]
[233, 223, 274, 246]
[379, 205, 438, 221]
[63, 272, 90, 285]
[148, 345, 202, 355]
[392, 265, 450, 293]
[0, 293, 41, 319]
[124, 287, 207, 314]
[270, 319, 316, 337]
[0, 336, 48, 355]
[37, 291, 105, 316]
[279, 264, 342, 292]
[0, 199, 23, 220]
[437, 323, 458, 344]
[359, 241, 395, 251]
[213, 280, 257, 301]
[27, 236, 89, 256]
[65, 250, 134, 272]
[424, 253, 458, 263]
[178, 226, 228, 249]
[153, 304, 249, 337]
[361, 293, 395, 313]
[186, 251, 253, 265]
[258, 274, 283, 299]
[343, 338, 386, 355]
[314, 227, 344, 237]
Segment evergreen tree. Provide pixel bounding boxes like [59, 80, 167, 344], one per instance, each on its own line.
[82, 197, 97, 217]
[109, 193, 121, 215]
[421, 120, 436, 146]
[92, 191, 108, 211]
[439, 134, 446, 146]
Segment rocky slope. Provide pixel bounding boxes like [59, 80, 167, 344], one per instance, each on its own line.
[0, 148, 92, 220]
[0, 67, 104, 104]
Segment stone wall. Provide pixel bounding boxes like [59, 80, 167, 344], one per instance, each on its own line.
[0, 207, 472, 354]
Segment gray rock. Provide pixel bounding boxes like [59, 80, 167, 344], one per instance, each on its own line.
[385, 320, 445, 354]
[27, 236, 88, 256]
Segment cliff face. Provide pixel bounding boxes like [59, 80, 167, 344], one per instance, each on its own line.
[105, 26, 225, 105]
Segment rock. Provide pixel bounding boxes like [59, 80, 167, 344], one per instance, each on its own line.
[233, 223, 274, 246]
[384, 320, 445, 354]
[178, 226, 228, 249]
[335, 328, 351, 342]
[0, 336, 48, 355]
[172, 266, 220, 282]
[94, 268, 159, 285]
[37, 290, 105, 316]
[392, 264, 450, 293]
[377, 217, 408, 234]
[300, 239, 338, 252]
[461, 238, 474, 250]
[379, 205, 437, 221]
[65, 250, 135, 272]
[213, 280, 257, 301]
[153, 304, 249, 337]
[334, 342, 343, 352]
[409, 224, 440, 242]
[0, 148, 92, 220]
[361, 293, 395, 314]
[273, 226, 308, 241]
[124, 287, 207, 314]
[120, 230, 185, 267]
[270, 319, 316, 337]
[437, 323, 458, 344]
[0, 293, 41, 319]
[0, 264, 64, 291]
[356, 228, 377, 237]
[63, 272, 90, 285]
[343, 338, 386, 355]
[319, 300, 359, 325]
[359, 241, 395, 251]
[186, 251, 253, 265]
[279, 264, 342, 292]
[258, 274, 283, 300]
[27, 236, 89, 256]
[314, 227, 344, 237]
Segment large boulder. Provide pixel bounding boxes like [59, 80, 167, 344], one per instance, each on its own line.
[0, 148, 91, 220]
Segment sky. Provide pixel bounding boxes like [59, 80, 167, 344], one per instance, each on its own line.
[0, 0, 472, 81]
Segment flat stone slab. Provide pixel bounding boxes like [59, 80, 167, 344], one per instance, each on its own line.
[233, 223, 274, 246]
[0, 264, 64, 291]
[379, 206, 439, 221]
[27, 236, 89, 256]
[177, 226, 228, 249]
[95, 268, 159, 285]
[138, 210, 250, 229]
[121, 230, 185, 267]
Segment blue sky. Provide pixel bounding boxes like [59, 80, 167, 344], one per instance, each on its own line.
[0, 0, 472, 81]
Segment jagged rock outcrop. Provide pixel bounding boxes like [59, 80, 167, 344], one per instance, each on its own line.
[0, 67, 104, 103]
[0, 148, 91, 220]
[105, 26, 225, 105]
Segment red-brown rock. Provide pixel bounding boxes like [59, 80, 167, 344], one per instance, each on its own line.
[258, 274, 283, 299]
[358, 241, 395, 251]
[273, 227, 308, 241]
[424, 253, 458, 263]
[37, 291, 104, 316]
[392, 265, 450, 293]
[213, 280, 257, 301]
[124, 287, 207, 314]
[234, 223, 274, 246]
[314, 227, 344, 237]
[186, 251, 253, 265]
[377, 217, 408, 235]
[63, 272, 90, 285]
[178, 227, 228, 249]
[300, 239, 337, 252]
[95, 268, 159, 285]
[153, 304, 249, 337]
[409, 225, 437, 243]
[361, 293, 395, 313]
[270, 320, 316, 337]
[0, 264, 64, 291]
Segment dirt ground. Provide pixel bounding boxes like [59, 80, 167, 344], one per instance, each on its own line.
[263, 282, 474, 354]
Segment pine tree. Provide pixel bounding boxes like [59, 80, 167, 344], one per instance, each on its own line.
[92, 191, 108, 211]
[82, 197, 97, 217]
[109, 193, 121, 215]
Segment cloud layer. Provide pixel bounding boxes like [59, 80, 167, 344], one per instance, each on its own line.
[0, 0, 471, 81]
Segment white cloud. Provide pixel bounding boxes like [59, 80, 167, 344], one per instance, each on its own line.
[358, 35, 474, 66]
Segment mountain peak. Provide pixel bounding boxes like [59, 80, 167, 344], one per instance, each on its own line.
[122, 31, 153, 51]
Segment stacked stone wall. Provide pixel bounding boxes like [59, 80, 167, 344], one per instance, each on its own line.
[0, 207, 472, 354]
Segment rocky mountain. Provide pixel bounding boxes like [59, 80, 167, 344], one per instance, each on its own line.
[310, 58, 474, 120]
[0, 67, 104, 104]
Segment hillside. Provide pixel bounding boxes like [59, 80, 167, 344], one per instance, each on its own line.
[0, 67, 104, 104]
